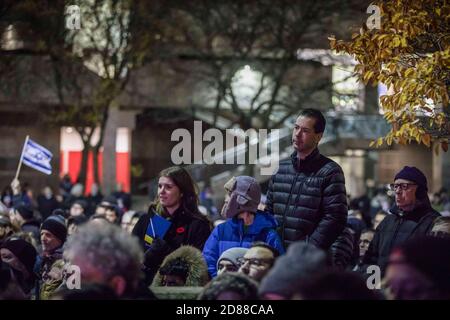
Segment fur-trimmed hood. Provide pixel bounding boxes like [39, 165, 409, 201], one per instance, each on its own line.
[152, 245, 209, 287]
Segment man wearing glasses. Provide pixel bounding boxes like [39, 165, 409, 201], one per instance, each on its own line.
[362, 166, 440, 275]
[238, 242, 279, 282]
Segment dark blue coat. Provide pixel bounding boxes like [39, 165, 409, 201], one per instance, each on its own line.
[202, 210, 285, 277]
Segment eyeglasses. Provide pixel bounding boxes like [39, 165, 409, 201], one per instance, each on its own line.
[237, 257, 273, 267]
[389, 183, 417, 191]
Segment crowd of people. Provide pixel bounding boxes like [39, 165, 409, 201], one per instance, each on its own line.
[1, 109, 449, 300]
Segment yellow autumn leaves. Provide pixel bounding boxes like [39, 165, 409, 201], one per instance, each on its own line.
[329, 0, 449, 152]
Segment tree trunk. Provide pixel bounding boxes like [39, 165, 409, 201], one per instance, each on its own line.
[92, 104, 110, 190]
[77, 143, 90, 186]
[93, 146, 101, 185]
[75, 127, 94, 188]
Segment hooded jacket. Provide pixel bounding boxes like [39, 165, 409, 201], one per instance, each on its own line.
[202, 210, 285, 278]
[152, 245, 209, 287]
[362, 201, 440, 274]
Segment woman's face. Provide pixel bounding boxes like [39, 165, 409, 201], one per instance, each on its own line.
[158, 176, 182, 210]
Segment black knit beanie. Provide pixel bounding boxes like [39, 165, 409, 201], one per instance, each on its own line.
[395, 166, 428, 199]
[14, 204, 34, 220]
[41, 215, 67, 243]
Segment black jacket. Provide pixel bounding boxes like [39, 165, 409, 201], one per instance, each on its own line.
[362, 201, 440, 274]
[132, 207, 211, 252]
[37, 196, 60, 220]
[132, 206, 211, 284]
[265, 148, 348, 250]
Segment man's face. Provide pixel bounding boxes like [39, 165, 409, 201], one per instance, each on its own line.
[95, 206, 107, 216]
[217, 259, 238, 276]
[41, 230, 62, 253]
[393, 178, 417, 211]
[359, 231, 374, 257]
[70, 204, 84, 217]
[120, 214, 133, 231]
[292, 116, 322, 156]
[43, 187, 53, 198]
[67, 223, 77, 236]
[105, 208, 118, 224]
[238, 246, 274, 282]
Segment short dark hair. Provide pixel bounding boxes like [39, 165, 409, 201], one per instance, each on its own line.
[250, 241, 280, 258]
[298, 108, 326, 133]
[361, 228, 375, 235]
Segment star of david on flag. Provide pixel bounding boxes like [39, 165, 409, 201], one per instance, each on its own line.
[21, 138, 53, 175]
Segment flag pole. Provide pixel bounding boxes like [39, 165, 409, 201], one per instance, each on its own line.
[14, 135, 29, 181]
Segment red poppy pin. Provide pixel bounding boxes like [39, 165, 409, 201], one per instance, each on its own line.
[176, 227, 185, 234]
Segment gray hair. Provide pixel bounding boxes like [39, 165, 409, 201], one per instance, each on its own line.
[64, 221, 143, 293]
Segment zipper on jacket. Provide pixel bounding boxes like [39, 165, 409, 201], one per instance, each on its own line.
[239, 219, 244, 246]
[281, 173, 299, 243]
[389, 214, 403, 253]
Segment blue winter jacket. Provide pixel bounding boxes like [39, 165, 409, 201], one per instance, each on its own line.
[202, 210, 285, 277]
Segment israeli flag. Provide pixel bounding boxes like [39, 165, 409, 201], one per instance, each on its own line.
[22, 139, 53, 175]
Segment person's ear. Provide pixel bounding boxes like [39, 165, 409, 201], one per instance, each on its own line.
[109, 275, 127, 297]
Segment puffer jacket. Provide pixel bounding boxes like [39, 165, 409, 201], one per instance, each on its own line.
[329, 227, 355, 270]
[202, 210, 285, 278]
[363, 201, 440, 275]
[265, 148, 348, 249]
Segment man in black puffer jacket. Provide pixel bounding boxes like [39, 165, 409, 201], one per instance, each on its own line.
[265, 109, 348, 250]
[362, 166, 440, 275]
